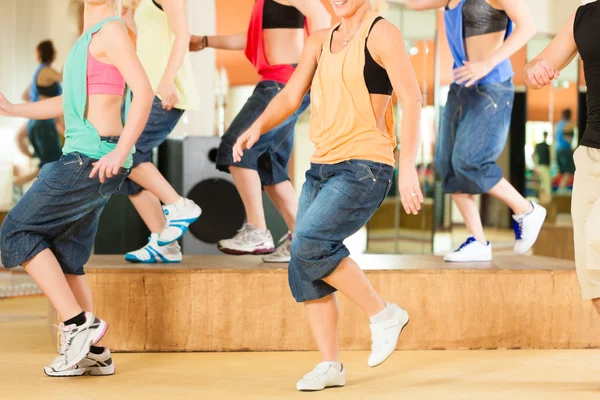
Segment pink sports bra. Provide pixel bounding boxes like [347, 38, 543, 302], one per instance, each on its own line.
[87, 49, 125, 96]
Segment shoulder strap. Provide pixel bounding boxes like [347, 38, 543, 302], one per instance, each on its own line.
[367, 16, 384, 38]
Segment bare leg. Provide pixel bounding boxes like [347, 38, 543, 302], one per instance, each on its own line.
[128, 162, 181, 205]
[452, 193, 487, 243]
[593, 298, 600, 315]
[304, 294, 340, 361]
[304, 258, 385, 362]
[264, 180, 298, 233]
[23, 249, 82, 321]
[322, 257, 385, 316]
[230, 166, 267, 231]
[129, 190, 165, 234]
[488, 178, 532, 215]
[65, 275, 93, 312]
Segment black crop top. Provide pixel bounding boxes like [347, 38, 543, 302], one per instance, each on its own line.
[575, 1, 600, 149]
[37, 82, 61, 98]
[329, 17, 393, 96]
[460, 0, 509, 38]
[263, 0, 304, 30]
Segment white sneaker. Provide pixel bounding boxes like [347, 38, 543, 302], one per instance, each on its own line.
[44, 347, 115, 377]
[368, 304, 409, 368]
[158, 198, 202, 246]
[513, 202, 547, 255]
[262, 233, 292, 263]
[47, 313, 108, 371]
[296, 362, 346, 391]
[443, 237, 492, 262]
[218, 223, 275, 255]
[125, 233, 182, 264]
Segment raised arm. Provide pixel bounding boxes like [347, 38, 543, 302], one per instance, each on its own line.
[157, 0, 190, 110]
[371, 20, 424, 214]
[455, 0, 536, 86]
[525, 12, 578, 90]
[232, 29, 327, 161]
[190, 33, 247, 52]
[0, 95, 63, 120]
[406, 0, 447, 11]
[289, 0, 332, 31]
[89, 20, 154, 181]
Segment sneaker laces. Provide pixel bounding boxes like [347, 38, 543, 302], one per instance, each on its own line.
[512, 217, 523, 240]
[456, 237, 476, 252]
[54, 324, 69, 355]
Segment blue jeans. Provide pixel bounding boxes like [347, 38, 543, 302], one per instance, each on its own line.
[117, 96, 184, 196]
[1, 152, 129, 275]
[436, 79, 514, 194]
[289, 160, 393, 302]
[217, 80, 311, 186]
[27, 119, 62, 167]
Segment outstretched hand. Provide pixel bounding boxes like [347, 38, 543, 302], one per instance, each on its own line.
[398, 166, 424, 215]
[89, 149, 127, 183]
[232, 126, 261, 163]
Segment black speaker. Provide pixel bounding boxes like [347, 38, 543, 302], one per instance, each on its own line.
[158, 136, 289, 254]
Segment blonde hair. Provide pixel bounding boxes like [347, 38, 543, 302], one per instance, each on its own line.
[370, 0, 389, 12]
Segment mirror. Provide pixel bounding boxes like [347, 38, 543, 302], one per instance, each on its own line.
[365, 4, 438, 254]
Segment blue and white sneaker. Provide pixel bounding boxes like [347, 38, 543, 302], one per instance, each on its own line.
[513, 202, 547, 255]
[443, 236, 492, 262]
[158, 198, 202, 246]
[125, 234, 182, 264]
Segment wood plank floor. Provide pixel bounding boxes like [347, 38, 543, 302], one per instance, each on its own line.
[3, 297, 600, 400]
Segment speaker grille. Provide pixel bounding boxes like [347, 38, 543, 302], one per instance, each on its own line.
[187, 179, 245, 244]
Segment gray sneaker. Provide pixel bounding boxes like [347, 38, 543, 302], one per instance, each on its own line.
[46, 312, 108, 372]
[262, 233, 292, 263]
[218, 223, 275, 255]
[44, 346, 115, 377]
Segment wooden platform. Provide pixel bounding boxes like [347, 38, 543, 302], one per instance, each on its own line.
[49, 254, 600, 352]
[532, 225, 575, 261]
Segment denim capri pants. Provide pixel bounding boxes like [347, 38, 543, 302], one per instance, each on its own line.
[289, 160, 393, 302]
[1, 152, 128, 275]
[435, 79, 514, 194]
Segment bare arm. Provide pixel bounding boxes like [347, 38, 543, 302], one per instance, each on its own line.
[0, 95, 63, 120]
[190, 33, 247, 52]
[232, 30, 327, 160]
[524, 12, 577, 90]
[289, 0, 331, 30]
[406, 0, 447, 11]
[157, 0, 190, 109]
[371, 20, 424, 213]
[250, 30, 326, 134]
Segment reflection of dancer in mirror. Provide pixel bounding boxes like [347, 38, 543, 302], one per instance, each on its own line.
[0, 0, 153, 376]
[525, 1, 600, 318]
[534, 131, 551, 205]
[408, 0, 546, 262]
[189, 0, 331, 262]
[15, 40, 64, 186]
[555, 108, 575, 194]
[121, 0, 203, 264]
[234, 0, 422, 390]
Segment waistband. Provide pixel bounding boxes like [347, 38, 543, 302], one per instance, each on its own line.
[100, 136, 120, 144]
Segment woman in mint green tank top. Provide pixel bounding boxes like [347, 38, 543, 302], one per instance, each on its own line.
[0, 0, 153, 376]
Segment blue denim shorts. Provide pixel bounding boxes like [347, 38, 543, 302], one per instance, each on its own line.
[27, 119, 62, 167]
[217, 80, 310, 186]
[289, 160, 393, 302]
[435, 79, 514, 194]
[1, 152, 129, 275]
[117, 96, 184, 196]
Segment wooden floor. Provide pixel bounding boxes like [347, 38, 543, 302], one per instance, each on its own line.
[5, 297, 600, 400]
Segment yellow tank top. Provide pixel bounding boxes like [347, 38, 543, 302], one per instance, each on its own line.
[135, 0, 200, 110]
[309, 12, 396, 167]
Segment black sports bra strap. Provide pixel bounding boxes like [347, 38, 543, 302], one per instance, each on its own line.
[367, 16, 385, 38]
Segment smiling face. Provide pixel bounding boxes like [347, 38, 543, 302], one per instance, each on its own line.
[329, 0, 370, 18]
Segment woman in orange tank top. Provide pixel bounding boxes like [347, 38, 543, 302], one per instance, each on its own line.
[234, 0, 423, 391]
